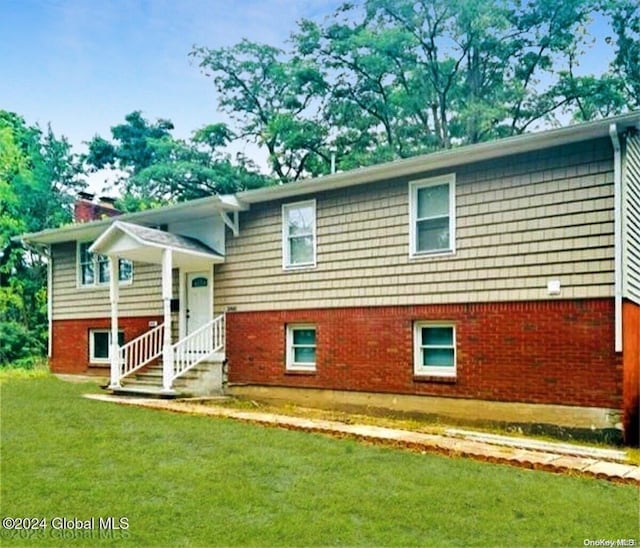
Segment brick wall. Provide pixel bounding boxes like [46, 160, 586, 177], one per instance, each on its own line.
[622, 300, 640, 445]
[51, 316, 163, 374]
[226, 299, 622, 410]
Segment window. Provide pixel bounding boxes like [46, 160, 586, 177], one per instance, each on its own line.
[90, 330, 125, 363]
[414, 323, 456, 377]
[286, 324, 316, 371]
[282, 200, 316, 269]
[78, 242, 133, 286]
[409, 175, 455, 256]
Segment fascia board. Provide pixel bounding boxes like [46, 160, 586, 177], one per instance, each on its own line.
[237, 113, 640, 205]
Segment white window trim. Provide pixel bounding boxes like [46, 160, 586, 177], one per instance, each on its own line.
[282, 199, 317, 270]
[409, 174, 456, 258]
[89, 329, 124, 364]
[413, 322, 456, 377]
[77, 241, 133, 288]
[286, 324, 317, 372]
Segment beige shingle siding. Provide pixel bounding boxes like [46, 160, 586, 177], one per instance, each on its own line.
[216, 138, 615, 311]
[51, 242, 163, 320]
[624, 133, 640, 303]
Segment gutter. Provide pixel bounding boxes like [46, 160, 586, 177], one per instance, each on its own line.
[609, 123, 623, 352]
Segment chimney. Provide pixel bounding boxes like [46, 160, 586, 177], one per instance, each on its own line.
[98, 196, 118, 209]
[74, 193, 122, 223]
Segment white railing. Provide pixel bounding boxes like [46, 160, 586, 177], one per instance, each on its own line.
[169, 314, 225, 383]
[118, 323, 165, 380]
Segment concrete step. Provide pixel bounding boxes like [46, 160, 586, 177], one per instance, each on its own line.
[135, 370, 208, 382]
[112, 360, 225, 398]
[110, 384, 178, 399]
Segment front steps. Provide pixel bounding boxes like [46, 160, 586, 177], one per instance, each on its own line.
[109, 360, 225, 398]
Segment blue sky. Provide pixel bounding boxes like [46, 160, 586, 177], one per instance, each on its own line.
[1, 0, 339, 188]
[1, 0, 616, 191]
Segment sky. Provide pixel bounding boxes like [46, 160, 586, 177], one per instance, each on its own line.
[0, 0, 617, 193]
[0, 0, 340, 191]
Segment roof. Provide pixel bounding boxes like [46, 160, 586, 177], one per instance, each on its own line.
[90, 221, 223, 269]
[19, 193, 245, 246]
[19, 111, 640, 246]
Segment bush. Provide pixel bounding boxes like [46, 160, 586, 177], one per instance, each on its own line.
[0, 321, 45, 367]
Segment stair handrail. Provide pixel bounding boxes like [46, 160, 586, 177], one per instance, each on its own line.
[170, 314, 225, 383]
[118, 323, 165, 381]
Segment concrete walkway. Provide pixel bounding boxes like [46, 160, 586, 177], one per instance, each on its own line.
[84, 393, 640, 485]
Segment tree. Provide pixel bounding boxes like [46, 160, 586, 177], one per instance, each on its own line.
[190, 40, 329, 182]
[0, 110, 84, 365]
[85, 112, 271, 202]
[211, 0, 633, 174]
[605, 0, 639, 107]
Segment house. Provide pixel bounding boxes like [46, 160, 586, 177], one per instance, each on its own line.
[20, 113, 640, 445]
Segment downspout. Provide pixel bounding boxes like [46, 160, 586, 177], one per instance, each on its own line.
[47, 245, 52, 358]
[609, 123, 623, 352]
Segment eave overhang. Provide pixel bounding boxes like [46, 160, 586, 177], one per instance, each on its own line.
[18, 111, 640, 247]
[235, 111, 640, 205]
[18, 194, 248, 246]
[90, 220, 224, 270]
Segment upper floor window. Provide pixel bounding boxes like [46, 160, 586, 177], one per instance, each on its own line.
[78, 242, 133, 287]
[282, 200, 316, 269]
[409, 175, 455, 257]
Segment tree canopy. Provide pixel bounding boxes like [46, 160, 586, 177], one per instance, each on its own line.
[0, 111, 84, 365]
[85, 111, 271, 204]
[193, 0, 639, 180]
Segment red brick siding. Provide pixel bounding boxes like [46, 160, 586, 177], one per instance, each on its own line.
[622, 300, 640, 445]
[226, 299, 622, 409]
[51, 316, 163, 374]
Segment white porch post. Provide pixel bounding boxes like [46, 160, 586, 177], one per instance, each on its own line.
[108, 257, 121, 388]
[161, 248, 174, 392]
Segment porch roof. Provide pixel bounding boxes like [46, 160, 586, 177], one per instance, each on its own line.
[90, 220, 224, 270]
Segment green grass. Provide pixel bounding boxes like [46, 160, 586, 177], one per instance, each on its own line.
[1, 375, 638, 546]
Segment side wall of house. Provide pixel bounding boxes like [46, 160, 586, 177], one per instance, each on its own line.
[624, 132, 640, 303]
[622, 300, 640, 445]
[51, 242, 164, 319]
[226, 300, 622, 410]
[622, 133, 640, 445]
[219, 138, 622, 425]
[216, 138, 614, 311]
[50, 242, 167, 373]
[50, 316, 163, 374]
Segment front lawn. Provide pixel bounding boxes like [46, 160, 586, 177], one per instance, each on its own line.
[1, 374, 638, 546]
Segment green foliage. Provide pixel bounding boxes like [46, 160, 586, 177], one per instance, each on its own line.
[194, 0, 638, 176]
[85, 112, 271, 202]
[2, 376, 638, 545]
[0, 110, 83, 366]
[0, 322, 45, 366]
[190, 40, 329, 183]
[607, 0, 640, 108]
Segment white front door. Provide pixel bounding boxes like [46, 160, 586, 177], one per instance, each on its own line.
[186, 271, 211, 335]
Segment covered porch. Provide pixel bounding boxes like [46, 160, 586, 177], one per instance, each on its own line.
[90, 220, 226, 395]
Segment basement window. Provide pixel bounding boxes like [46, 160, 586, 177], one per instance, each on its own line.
[286, 324, 316, 372]
[413, 323, 456, 377]
[90, 329, 125, 363]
